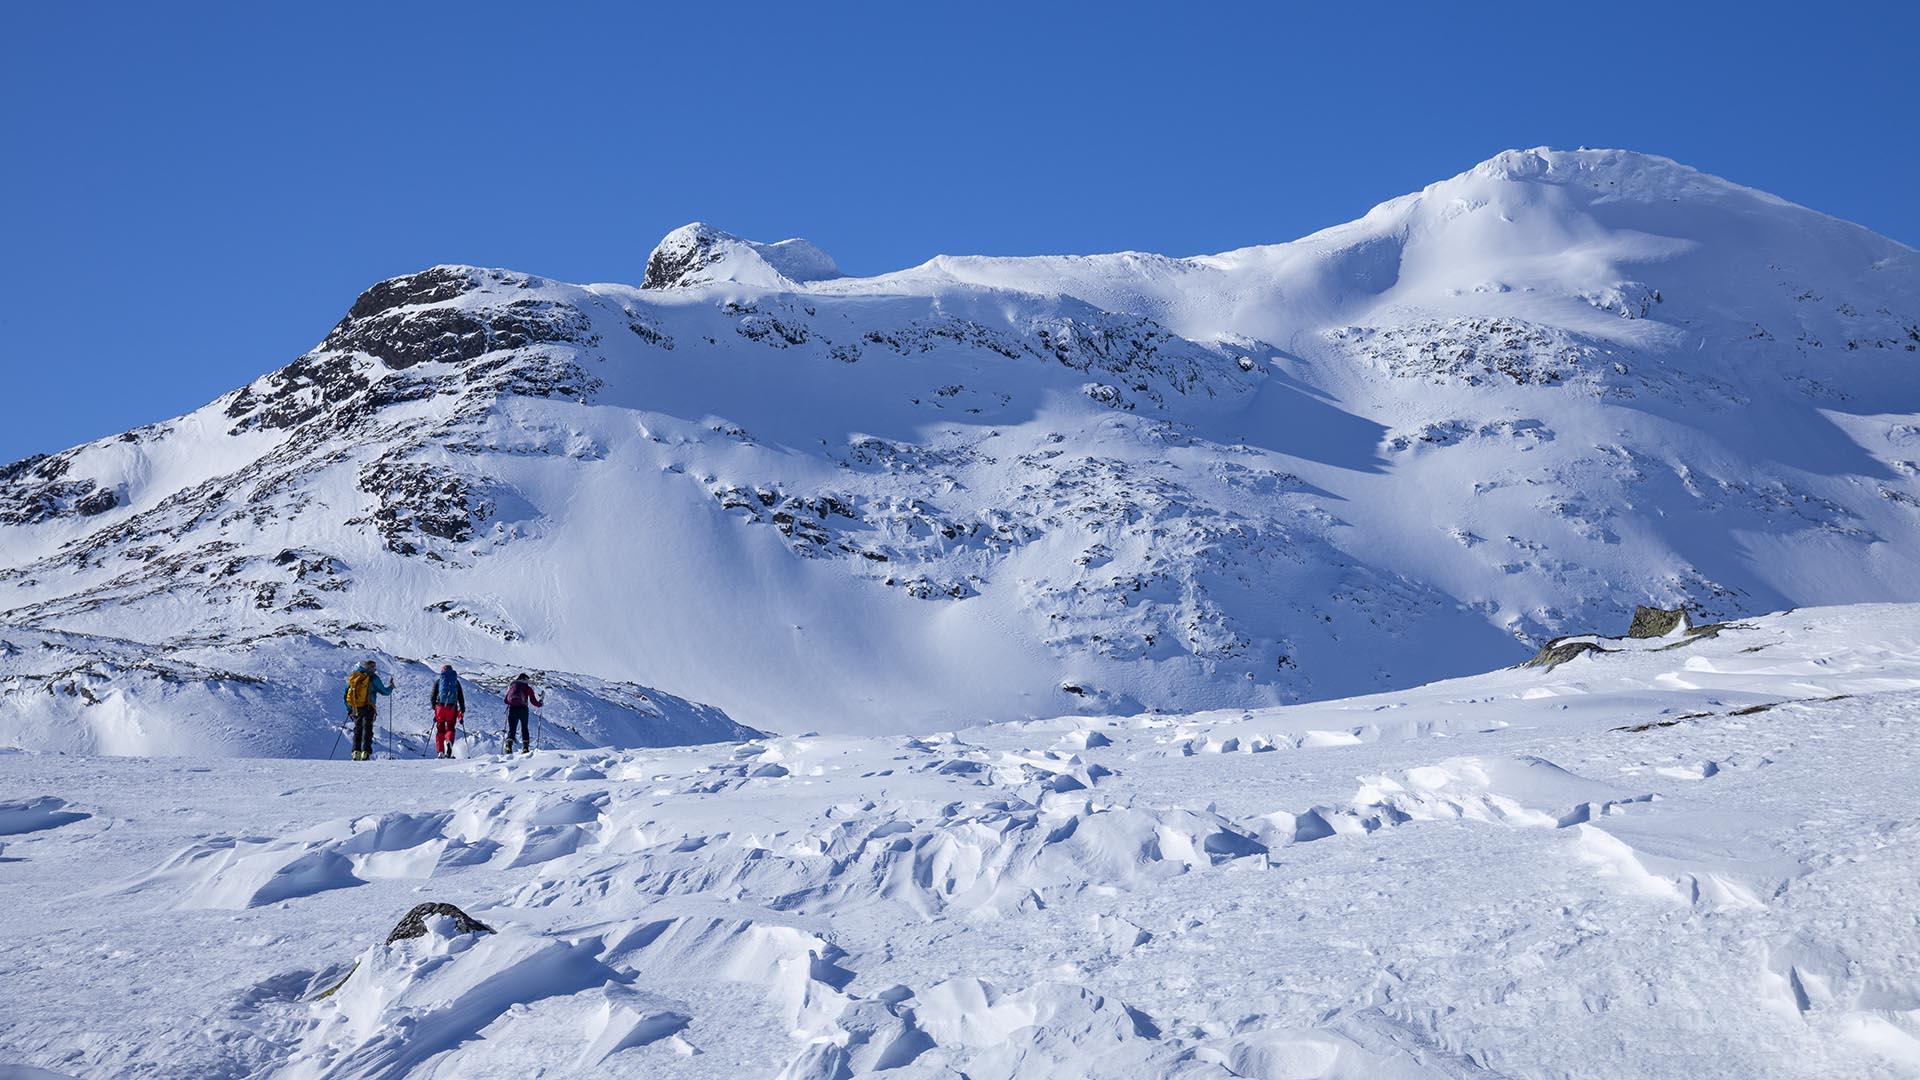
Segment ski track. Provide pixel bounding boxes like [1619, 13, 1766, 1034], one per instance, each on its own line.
[2, 606, 1919, 1077]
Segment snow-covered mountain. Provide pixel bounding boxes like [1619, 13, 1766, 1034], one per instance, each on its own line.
[3, 147, 1917, 742]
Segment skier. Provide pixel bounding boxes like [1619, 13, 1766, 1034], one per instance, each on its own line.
[504, 673, 542, 755]
[431, 664, 466, 758]
[343, 659, 393, 761]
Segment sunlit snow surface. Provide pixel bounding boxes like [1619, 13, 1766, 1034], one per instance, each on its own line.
[4, 603, 1919, 1077]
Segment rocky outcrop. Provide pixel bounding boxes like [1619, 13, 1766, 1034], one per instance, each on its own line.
[642, 223, 732, 289]
[357, 460, 485, 555]
[642, 223, 841, 290]
[1521, 638, 1607, 671]
[321, 297, 593, 371]
[1629, 605, 1689, 638]
[385, 902, 494, 946]
[0, 454, 117, 525]
[341, 266, 477, 322]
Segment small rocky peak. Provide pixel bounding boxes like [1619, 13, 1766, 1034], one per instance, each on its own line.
[641, 222, 841, 290]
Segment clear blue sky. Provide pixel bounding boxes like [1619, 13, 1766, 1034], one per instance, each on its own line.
[4, 3, 1915, 461]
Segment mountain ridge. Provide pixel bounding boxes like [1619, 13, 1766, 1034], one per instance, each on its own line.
[4, 146, 1918, 745]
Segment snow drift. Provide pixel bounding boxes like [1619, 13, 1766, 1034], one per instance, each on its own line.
[6, 603, 1920, 1076]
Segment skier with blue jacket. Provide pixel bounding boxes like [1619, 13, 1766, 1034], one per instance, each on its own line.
[343, 659, 394, 761]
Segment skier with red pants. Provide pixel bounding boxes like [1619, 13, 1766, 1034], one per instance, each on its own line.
[431, 665, 466, 758]
[505, 674, 542, 754]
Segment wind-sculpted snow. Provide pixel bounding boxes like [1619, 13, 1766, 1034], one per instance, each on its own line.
[0, 795, 89, 836]
[6, 604, 1920, 1076]
[6, 148, 1919, 736]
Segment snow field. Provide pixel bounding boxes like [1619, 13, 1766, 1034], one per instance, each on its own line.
[3, 604, 1919, 1076]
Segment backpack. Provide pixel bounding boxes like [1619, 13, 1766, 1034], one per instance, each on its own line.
[505, 681, 530, 708]
[346, 670, 372, 709]
[435, 670, 460, 706]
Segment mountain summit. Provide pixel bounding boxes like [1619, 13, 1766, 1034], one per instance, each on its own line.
[642, 222, 843, 290]
[3, 148, 1917, 746]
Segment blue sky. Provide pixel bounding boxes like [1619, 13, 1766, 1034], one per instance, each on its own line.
[4, 3, 1915, 461]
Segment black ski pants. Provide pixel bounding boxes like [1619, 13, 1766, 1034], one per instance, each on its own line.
[351, 706, 377, 755]
[506, 706, 530, 752]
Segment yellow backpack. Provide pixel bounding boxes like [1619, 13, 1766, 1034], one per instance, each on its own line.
[345, 670, 373, 709]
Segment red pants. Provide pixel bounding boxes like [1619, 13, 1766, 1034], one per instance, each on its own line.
[433, 706, 460, 754]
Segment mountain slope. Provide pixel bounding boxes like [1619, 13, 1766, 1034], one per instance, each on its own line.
[3, 148, 1918, 739]
[0, 624, 759, 757]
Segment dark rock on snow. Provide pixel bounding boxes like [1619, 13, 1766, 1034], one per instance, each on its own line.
[386, 902, 494, 946]
[1521, 638, 1607, 671]
[1629, 605, 1688, 638]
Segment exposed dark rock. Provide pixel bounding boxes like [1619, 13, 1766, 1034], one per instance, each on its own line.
[75, 488, 119, 516]
[341, 267, 477, 323]
[385, 902, 494, 946]
[226, 353, 372, 433]
[889, 574, 979, 600]
[425, 599, 522, 641]
[1650, 620, 1754, 650]
[322, 298, 592, 371]
[1614, 715, 1694, 732]
[0, 453, 117, 526]
[358, 461, 485, 552]
[643, 227, 728, 289]
[0, 453, 56, 486]
[625, 315, 675, 349]
[735, 312, 811, 347]
[1522, 638, 1608, 670]
[1331, 317, 1590, 387]
[1628, 605, 1688, 638]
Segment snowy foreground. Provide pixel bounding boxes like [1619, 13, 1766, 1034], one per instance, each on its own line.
[5, 604, 1920, 1078]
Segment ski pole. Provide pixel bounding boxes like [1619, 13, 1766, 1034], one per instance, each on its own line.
[386, 666, 396, 759]
[329, 722, 343, 760]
